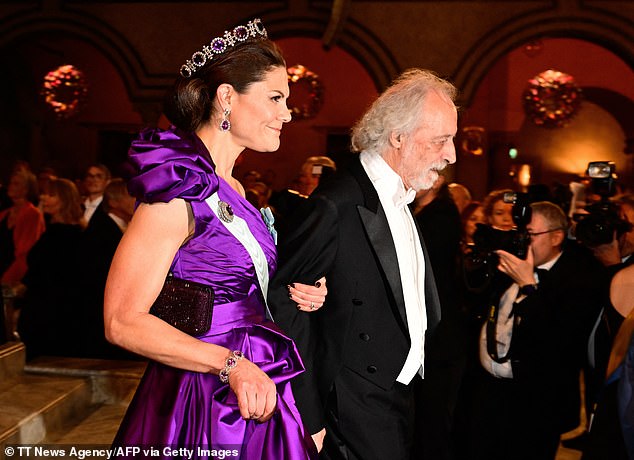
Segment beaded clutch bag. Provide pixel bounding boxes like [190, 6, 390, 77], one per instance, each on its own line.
[149, 274, 214, 337]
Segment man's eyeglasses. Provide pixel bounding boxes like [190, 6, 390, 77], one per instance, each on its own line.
[527, 228, 563, 238]
[85, 173, 106, 179]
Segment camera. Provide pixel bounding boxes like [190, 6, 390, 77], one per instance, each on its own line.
[463, 192, 533, 292]
[574, 162, 632, 248]
[472, 191, 532, 259]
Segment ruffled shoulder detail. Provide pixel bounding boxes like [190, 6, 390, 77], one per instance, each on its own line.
[127, 127, 219, 203]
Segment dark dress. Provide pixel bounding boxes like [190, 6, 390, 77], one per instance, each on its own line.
[17, 223, 84, 359]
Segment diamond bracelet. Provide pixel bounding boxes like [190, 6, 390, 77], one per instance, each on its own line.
[219, 350, 244, 383]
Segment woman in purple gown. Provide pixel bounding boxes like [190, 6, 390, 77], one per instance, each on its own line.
[104, 18, 326, 459]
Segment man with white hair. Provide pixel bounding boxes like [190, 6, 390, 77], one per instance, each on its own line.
[270, 68, 458, 459]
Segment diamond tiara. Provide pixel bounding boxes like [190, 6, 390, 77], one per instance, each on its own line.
[180, 18, 268, 78]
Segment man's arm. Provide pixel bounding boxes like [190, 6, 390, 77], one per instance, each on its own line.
[268, 195, 339, 434]
[510, 253, 605, 382]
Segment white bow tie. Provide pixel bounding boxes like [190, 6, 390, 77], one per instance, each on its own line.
[395, 188, 416, 209]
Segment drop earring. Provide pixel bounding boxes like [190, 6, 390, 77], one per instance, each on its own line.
[219, 108, 231, 132]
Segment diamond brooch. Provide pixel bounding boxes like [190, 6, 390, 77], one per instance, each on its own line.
[217, 200, 234, 223]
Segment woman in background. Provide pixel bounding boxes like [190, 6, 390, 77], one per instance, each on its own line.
[0, 168, 45, 289]
[17, 178, 85, 359]
[482, 189, 514, 231]
[461, 201, 485, 251]
[0, 167, 45, 343]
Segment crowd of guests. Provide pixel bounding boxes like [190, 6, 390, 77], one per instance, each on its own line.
[1, 16, 629, 457]
[412, 177, 634, 460]
[0, 155, 336, 360]
[234, 160, 634, 459]
[0, 161, 136, 359]
[1, 153, 633, 459]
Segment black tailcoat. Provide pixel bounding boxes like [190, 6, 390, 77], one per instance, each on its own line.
[269, 158, 442, 458]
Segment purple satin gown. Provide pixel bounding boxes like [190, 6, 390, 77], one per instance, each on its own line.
[113, 127, 317, 459]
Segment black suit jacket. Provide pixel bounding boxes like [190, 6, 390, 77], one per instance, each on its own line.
[268, 157, 442, 433]
[509, 245, 606, 433]
[414, 187, 467, 362]
[82, 204, 123, 293]
[80, 205, 134, 359]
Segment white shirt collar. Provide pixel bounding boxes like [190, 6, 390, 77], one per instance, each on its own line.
[360, 151, 416, 209]
[537, 250, 562, 271]
[108, 212, 128, 232]
[84, 195, 103, 208]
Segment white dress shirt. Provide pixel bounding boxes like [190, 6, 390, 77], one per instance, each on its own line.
[108, 212, 128, 233]
[360, 151, 428, 384]
[83, 195, 103, 222]
[479, 251, 562, 378]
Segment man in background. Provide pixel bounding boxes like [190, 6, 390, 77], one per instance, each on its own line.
[470, 201, 605, 460]
[80, 178, 136, 359]
[448, 182, 472, 214]
[269, 155, 337, 233]
[82, 163, 110, 223]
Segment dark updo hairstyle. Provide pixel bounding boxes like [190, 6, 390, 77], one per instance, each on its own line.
[164, 35, 286, 132]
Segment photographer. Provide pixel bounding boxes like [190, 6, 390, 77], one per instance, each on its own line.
[576, 202, 632, 269]
[574, 163, 633, 272]
[571, 166, 633, 448]
[466, 201, 606, 460]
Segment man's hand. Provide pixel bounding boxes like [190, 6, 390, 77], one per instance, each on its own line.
[311, 428, 326, 452]
[496, 247, 536, 287]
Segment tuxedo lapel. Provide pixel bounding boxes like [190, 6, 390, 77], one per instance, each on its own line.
[350, 159, 409, 332]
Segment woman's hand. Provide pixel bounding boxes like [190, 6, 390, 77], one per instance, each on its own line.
[288, 276, 327, 312]
[228, 357, 277, 422]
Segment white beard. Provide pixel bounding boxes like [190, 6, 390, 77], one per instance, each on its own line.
[407, 164, 444, 191]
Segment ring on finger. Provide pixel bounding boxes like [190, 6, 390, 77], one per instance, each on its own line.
[310, 302, 315, 310]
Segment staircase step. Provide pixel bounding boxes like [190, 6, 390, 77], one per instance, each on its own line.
[0, 342, 25, 386]
[0, 373, 92, 446]
[25, 356, 146, 404]
[0, 355, 144, 456]
[52, 403, 128, 445]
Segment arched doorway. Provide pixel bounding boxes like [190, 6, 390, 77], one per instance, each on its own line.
[0, 33, 142, 181]
[456, 38, 634, 200]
